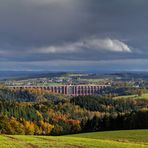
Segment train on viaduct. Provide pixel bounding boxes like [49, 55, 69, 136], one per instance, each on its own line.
[8, 84, 111, 96]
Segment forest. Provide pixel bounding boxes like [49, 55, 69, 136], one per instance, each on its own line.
[0, 85, 148, 135]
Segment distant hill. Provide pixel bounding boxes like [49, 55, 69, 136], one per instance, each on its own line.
[0, 71, 67, 80]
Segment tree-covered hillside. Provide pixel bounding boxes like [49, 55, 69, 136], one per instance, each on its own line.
[0, 86, 148, 135]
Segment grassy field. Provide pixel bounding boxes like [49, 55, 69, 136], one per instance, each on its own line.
[113, 93, 148, 99]
[0, 129, 148, 148]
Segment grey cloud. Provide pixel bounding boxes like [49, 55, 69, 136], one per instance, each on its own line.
[0, 0, 148, 71]
[1, 59, 148, 72]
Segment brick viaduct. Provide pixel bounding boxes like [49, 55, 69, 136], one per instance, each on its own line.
[8, 85, 110, 96]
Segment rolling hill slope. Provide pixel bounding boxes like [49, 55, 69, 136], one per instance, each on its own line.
[0, 129, 147, 148]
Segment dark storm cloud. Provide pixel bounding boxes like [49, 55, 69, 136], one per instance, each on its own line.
[0, 0, 148, 70]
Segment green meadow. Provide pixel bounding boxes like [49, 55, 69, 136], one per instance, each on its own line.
[0, 129, 148, 148]
[113, 93, 148, 99]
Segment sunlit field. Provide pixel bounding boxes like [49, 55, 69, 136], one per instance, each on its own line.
[0, 130, 148, 148]
[113, 93, 148, 99]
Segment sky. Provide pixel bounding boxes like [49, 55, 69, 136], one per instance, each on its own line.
[0, 0, 148, 72]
